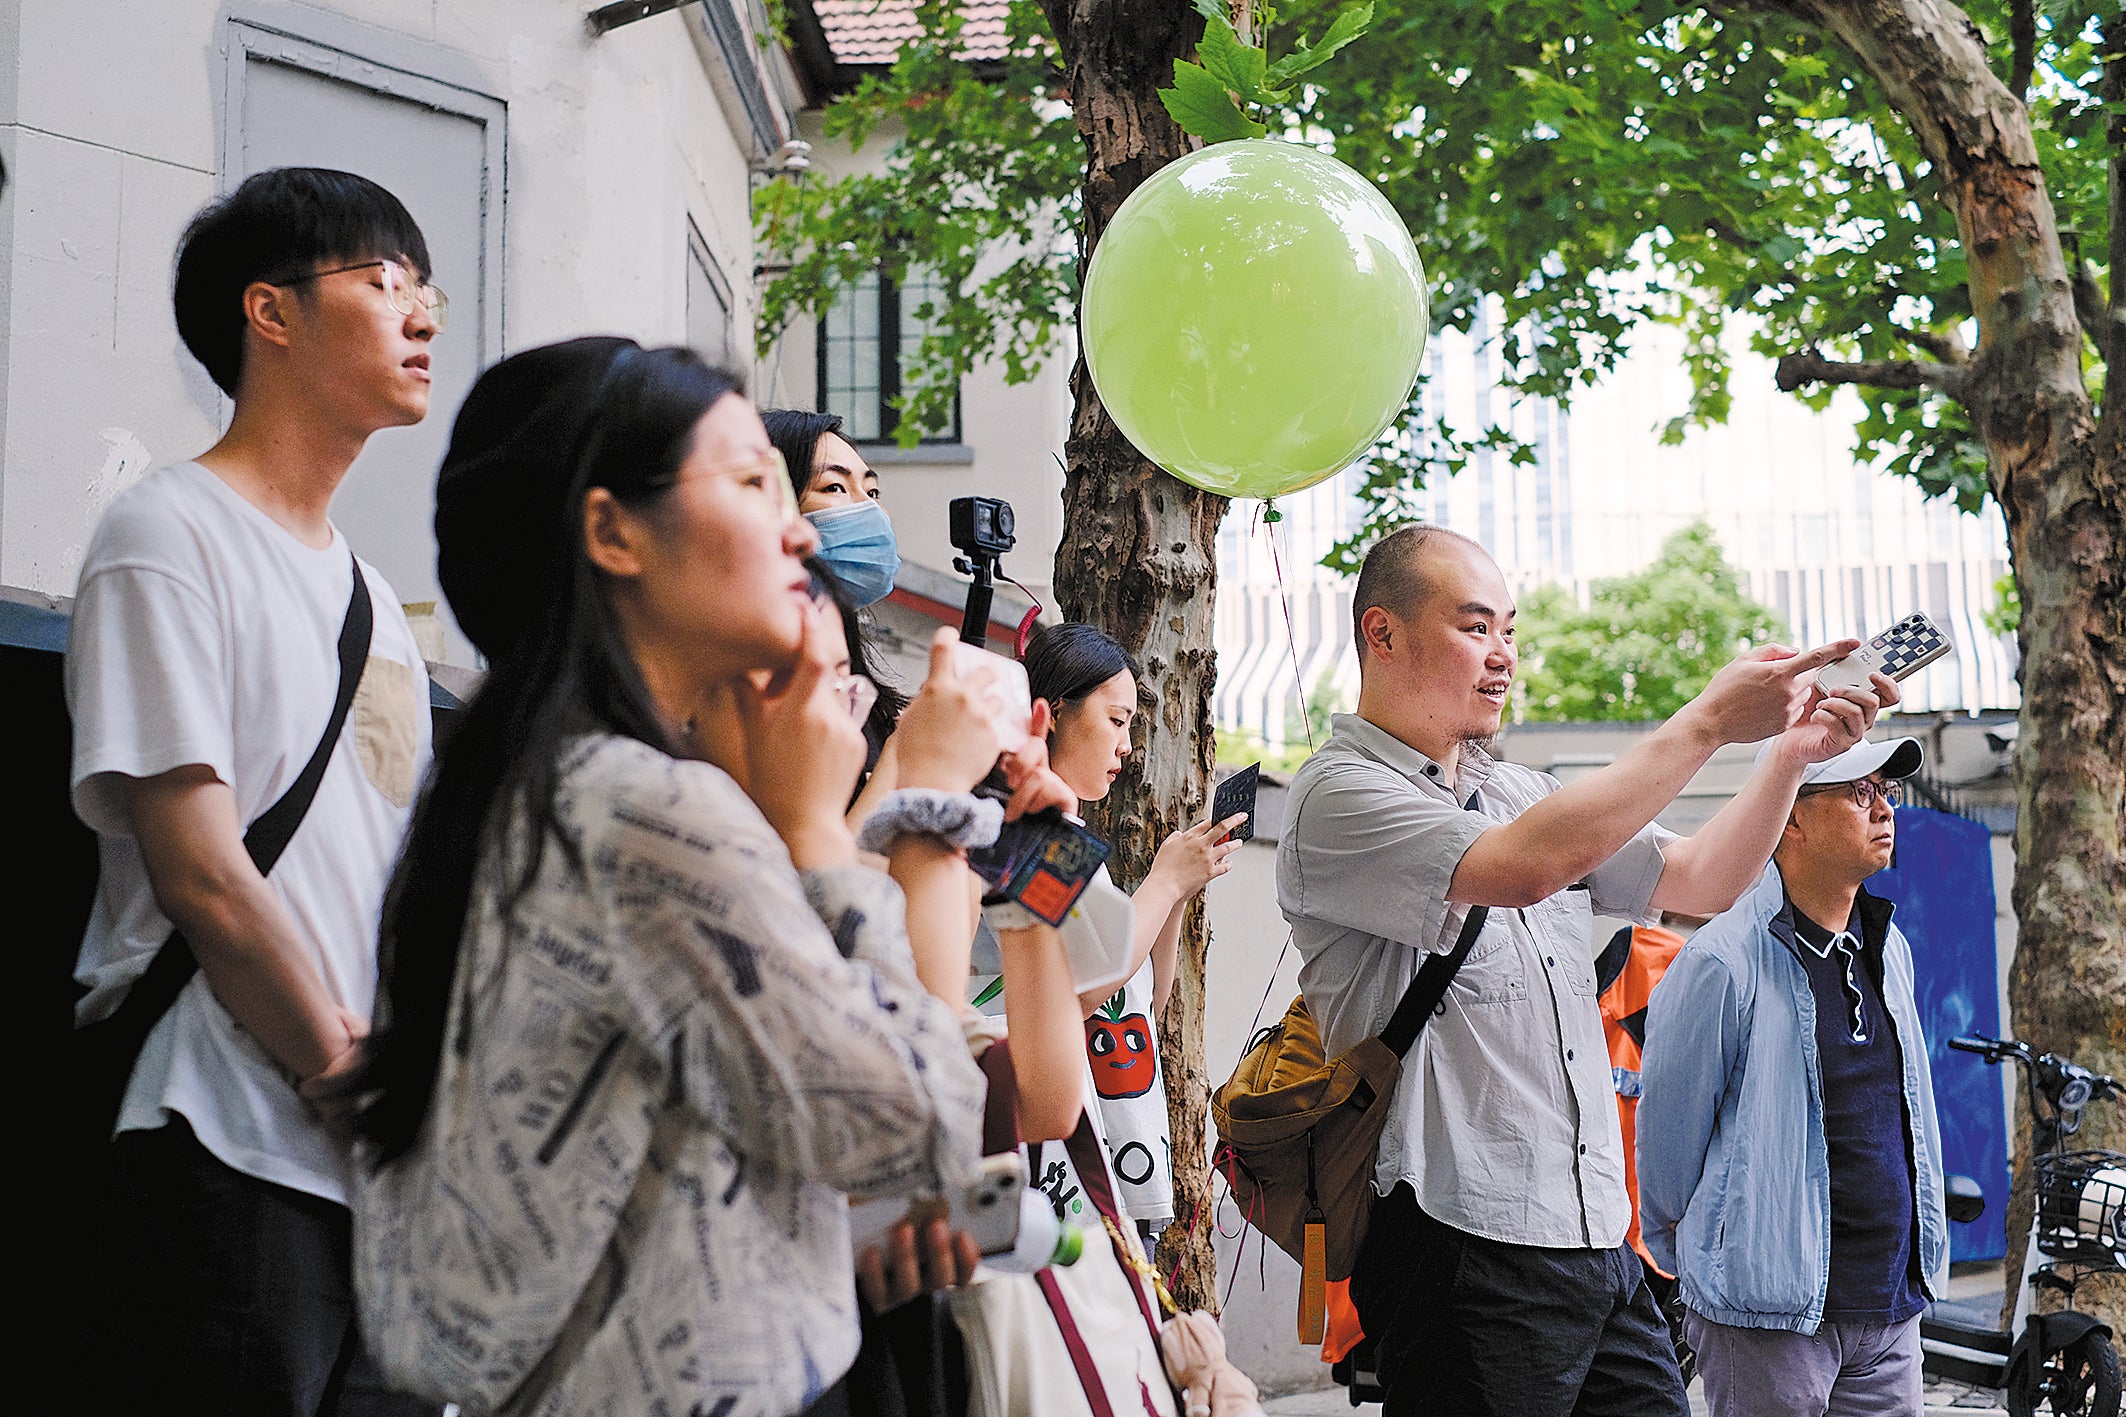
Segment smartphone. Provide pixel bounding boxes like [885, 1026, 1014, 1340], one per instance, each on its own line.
[1817, 612, 1955, 694]
[948, 642, 1033, 754]
[1212, 762, 1261, 842]
[846, 1152, 1028, 1260]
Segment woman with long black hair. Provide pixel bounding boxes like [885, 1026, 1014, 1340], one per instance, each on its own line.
[344, 339, 1015, 1417]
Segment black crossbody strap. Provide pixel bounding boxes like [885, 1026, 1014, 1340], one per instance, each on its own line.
[106, 552, 374, 1034]
[1378, 791, 1490, 1060]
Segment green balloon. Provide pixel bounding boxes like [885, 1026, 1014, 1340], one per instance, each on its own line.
[1082, 141, 1429, 499]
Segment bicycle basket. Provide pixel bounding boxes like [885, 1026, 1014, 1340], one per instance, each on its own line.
[2032, 1150, 2126, 1266]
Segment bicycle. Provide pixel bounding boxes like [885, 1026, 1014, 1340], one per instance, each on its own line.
[1920, 1033, 2123, 1417]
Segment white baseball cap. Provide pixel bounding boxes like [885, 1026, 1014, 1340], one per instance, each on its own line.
[1758, 734, 1923, 787]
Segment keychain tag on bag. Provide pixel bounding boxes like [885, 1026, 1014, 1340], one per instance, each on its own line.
[1300, 1219, 1328, 1343]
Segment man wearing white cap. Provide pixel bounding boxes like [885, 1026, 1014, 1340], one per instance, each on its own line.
[1637, 736, 1948, 1417]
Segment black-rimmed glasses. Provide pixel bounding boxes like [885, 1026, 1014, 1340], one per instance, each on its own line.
[1800, 777, 1903, 811]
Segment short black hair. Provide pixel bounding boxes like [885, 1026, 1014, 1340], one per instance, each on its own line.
[173, 168, 431, 395]
[760, 408, 848, 501]
[1350, 523, 1481, 661]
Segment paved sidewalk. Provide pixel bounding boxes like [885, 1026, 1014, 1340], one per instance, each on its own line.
[1258, 1263, 2016, 1415]
[1261, 1374, 2008, 1415]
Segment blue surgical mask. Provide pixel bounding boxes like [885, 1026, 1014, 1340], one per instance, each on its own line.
[807, 499, 901, 607]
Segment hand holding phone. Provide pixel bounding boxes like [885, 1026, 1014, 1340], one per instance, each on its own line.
[1211, 763, 1261, 843]
[948, 641, 1034, 754]
[1816, 613, 1953, 694]
[848, 1153, 1028, 1261]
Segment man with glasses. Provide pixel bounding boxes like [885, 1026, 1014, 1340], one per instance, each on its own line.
[1638, 737, 1948, 1417]
[67, 168, 441, 1413]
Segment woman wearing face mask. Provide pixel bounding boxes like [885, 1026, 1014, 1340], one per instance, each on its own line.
[1021, 623, 1246, 1240]
[345, 340, 1014, 1417]
[761, 413, 910, 810]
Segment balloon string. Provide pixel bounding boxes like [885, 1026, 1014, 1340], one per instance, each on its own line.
[1261, 501, 1317, 753]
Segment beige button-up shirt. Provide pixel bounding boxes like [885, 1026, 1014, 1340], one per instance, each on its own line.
[1276, 714, 1672, 1249]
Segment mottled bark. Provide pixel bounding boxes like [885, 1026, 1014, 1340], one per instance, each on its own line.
[1751, 0, 2125, 1331]
[1035, 0, 1230, 1311]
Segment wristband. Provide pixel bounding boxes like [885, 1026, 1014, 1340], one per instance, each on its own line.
[855, 789, 1003, 856]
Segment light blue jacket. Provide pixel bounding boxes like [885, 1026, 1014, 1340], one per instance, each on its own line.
[1636, 863, 1948, 1333]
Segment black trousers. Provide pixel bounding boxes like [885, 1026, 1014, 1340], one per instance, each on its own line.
[91, 1118, 435, 1417]
[1349, 1183, 1690, 1417]
[803, 1293, 969, 1417]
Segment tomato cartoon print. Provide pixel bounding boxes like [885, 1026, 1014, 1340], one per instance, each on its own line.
[1087, 990, 1156, 1099]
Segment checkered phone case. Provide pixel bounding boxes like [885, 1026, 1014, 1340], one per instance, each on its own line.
[1817, 612, 1954, 692]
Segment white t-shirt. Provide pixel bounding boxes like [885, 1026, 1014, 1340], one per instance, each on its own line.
[1086, 959, 1174, 1224]
[68, 462, 431, 1205]
[970, 877, 1174, 1226]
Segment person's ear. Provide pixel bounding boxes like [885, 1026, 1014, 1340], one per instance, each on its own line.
[241, 280, 297, 355]
[582, 487, 648, 580]
[1361, 606, 1397, 661]
[1779, 808, 1807, 851]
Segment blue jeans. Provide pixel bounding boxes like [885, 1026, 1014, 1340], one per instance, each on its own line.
[1349, 1183, 1691, 1417]
[94, 1117, 435, 1417]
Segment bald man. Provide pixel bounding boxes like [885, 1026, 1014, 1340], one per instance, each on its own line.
[1276, 525, 1897, 1416]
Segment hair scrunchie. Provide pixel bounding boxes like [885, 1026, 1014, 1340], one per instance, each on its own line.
[854, 789, 1003, 856]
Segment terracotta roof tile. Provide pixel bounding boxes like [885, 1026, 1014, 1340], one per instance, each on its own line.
[812, 0, 1011, 66]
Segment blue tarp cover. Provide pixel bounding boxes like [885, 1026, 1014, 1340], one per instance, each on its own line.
[1869, 806, 2010, 1263]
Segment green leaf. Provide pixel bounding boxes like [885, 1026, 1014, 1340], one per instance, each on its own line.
[1190, 0, 1229, 27]
[1159, 60, 1269, 141]
[1200, 13, 1286, 105]
[1264, 2, 1373, 87]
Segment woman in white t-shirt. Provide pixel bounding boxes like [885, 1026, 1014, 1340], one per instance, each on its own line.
[1020, 623, 1247, 1235]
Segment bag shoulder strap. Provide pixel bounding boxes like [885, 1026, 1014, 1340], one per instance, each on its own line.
[242, 552, 375, 876]
[106, 552, 374, 1033]
[1035, 1268, 1119, 1417]
[1033, 1112, 1168, 1417]
[1377, 790, 1489, 1060]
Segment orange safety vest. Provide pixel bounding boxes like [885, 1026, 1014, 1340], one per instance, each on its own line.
[1599, 923, 1685, 1278]
[1319, 922, 1688, 1366]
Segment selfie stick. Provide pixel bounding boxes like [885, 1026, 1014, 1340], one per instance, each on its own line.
[957, 553, 997, 647]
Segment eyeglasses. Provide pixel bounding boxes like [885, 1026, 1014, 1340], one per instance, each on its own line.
[834, 673, 878, 724]
[680, 447, 801, 524]
[283, 259, 449, 329]
[1800, 777, 1903, 811]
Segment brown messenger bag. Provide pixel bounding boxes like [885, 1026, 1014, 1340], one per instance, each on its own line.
[1210, 798, 1489, 1343]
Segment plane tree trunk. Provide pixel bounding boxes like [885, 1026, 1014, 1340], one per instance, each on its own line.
[1757, 0, 2124, 1331]
[1036, 0, 1230, 1312]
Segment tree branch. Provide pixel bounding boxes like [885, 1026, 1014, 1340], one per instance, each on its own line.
[2071, 258, 2109, 351]
[2009, 0, 2035, 100]
[1775, 346, 1967, 399]
[1894, 324, 1970, 364]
